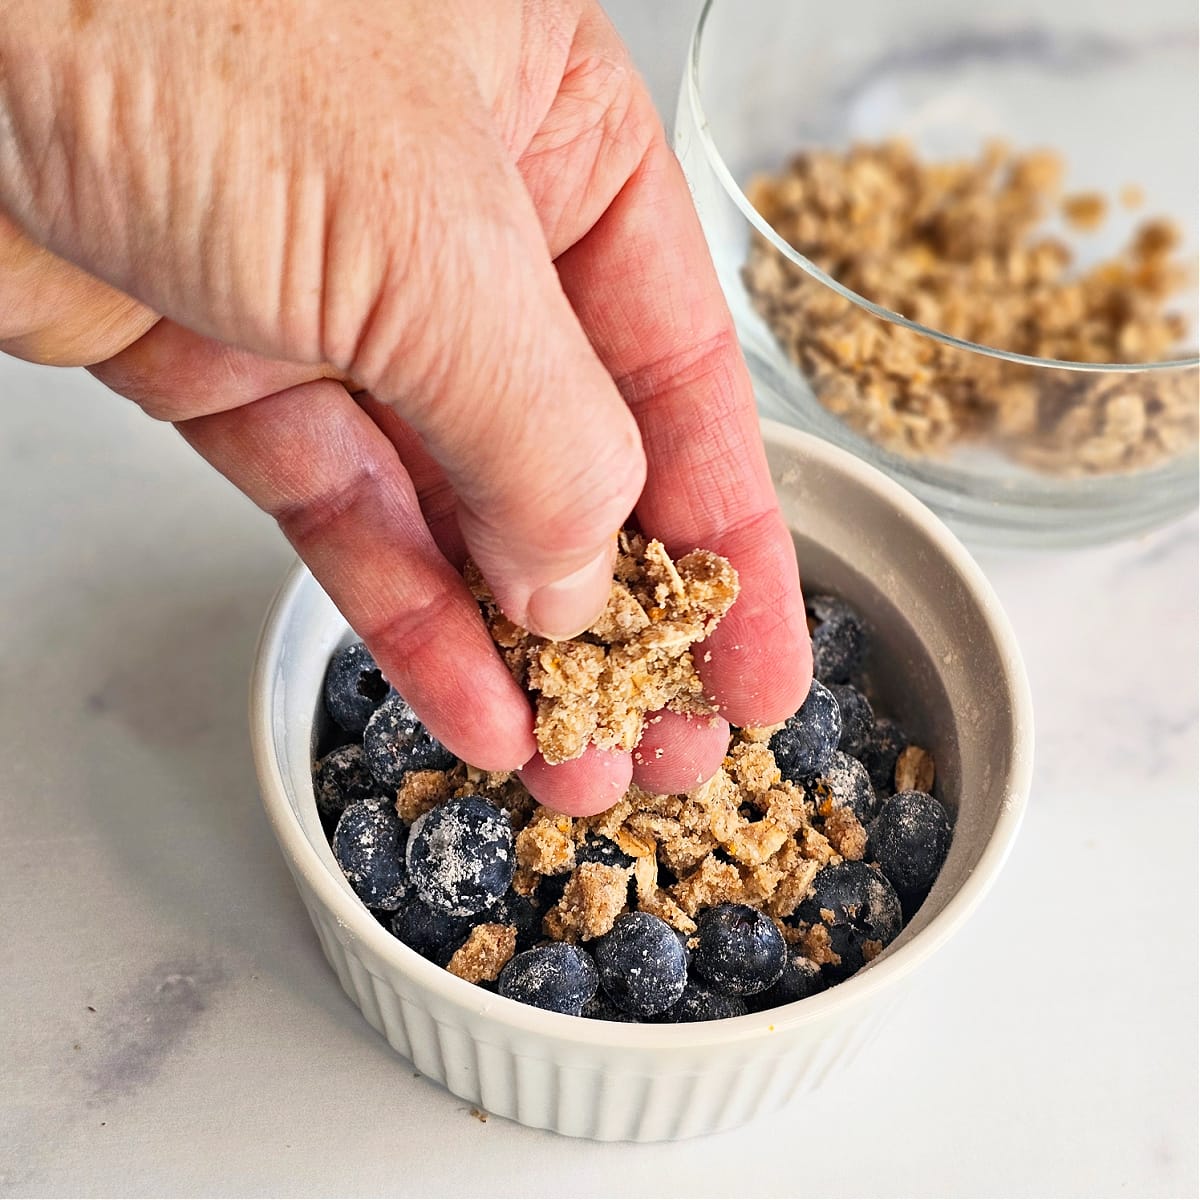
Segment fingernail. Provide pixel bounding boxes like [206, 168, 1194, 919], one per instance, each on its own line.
[526, 545, 615, 641]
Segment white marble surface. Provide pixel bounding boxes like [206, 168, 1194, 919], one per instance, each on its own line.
[1, 3, 1197, 1196]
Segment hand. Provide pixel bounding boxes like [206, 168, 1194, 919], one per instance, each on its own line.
[0, 0, 812, 813]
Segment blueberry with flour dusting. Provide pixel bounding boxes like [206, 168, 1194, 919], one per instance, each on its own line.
[313, 743, 377, 820]
[806, 594, 867, 684]
[746, 951, 827, 1011]
[332, 798, 411, 911]
[498, 943, 599, 1015]
[594, 912, 689, 1017]
[363, 692, 456, 790]
[770, 679, 842, 782]
[868, 790, 953, 897]
[810, 751, 880, 824]
[655, 979, 748, 1023]
[795, 861, 902, 981]
[323, 641, 393, 735]
[389, 896, 473, 962]
[406, 795, 515, 917]
[692, 903, 787, 996]
[828, 682, 875, 759]
[860, 717, 908, 795]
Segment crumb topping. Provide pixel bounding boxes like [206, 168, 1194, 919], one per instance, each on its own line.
[445, 923, 518, 984]
[467, 532, 739, 764]
[743, 140, 1196, 474]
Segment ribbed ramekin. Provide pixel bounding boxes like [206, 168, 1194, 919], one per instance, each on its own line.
[249, 421, 1033, 1142]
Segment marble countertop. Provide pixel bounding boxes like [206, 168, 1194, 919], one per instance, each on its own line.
[1, 3, 1196, 1196]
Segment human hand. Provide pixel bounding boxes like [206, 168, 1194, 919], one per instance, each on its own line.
[0, 0, 812, 813]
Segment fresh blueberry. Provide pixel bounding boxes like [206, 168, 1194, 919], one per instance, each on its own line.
[806, 594, 867, 684]
[575, 833, 635, 871]
[313, 743, 377, 821]
[691, 904, 787, 996]
[498, 943, 599, 1015]
[363, 693, 456, 791]
[809, 751, 880, 824]
[860, 717, 908, 795]
[654, 979, 748, 1023]
[389, 896, 473, 962]
[323, 641, 392, 735]
[745, 952, 828, 1012]
[770, 680, 842, 782]
[483, 889, 543, 952]
[794, 861, 901, 981]
[581, 992, 642, 1022]
[332, 798, 410, 911]
[594, 912, 689, 1017]
[406, 795, 515, 917]
[828, 683, 875, 759]
[868, 790, 953, 897]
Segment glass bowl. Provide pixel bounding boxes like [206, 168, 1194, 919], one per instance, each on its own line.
[674, 0, 1199, 548]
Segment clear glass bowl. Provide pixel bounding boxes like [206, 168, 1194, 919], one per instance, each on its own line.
[675, 0, 1199, 548]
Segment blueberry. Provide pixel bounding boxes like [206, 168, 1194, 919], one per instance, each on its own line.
[498, 943, 599, 1015]
[363, 693, 456, 791]
[809, 751, 880, 824]
[868, 790, 953, 896]
[594, 912, 689, 1017]
[581, 992, 642, 1022]
[828, 683, 875, 759]
[806, 594, 867, 684]
[794, 861, 901, 981]
[575, 833, 635, 871]
[323, 641, 392, 735]
[313, 743, 377, 821]
[691, 904, 787, 996]
[860, 717, 908, 795]
[332, 798, 410, 911]
[483, 889, 543, 952]
[655, 979, 748, 1023]
[389, 896, 473, 962]
[745, 952, 827, 1012]
[770, 680, 842, 782]
[406, 796, 515, 917]
[534, 871, 570, 914]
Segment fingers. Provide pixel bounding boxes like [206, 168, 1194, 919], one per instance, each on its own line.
[553, 131, 812, 726]
[632, 709, 731, 796]
[519, 745, 633, 818]
[351, 391, 467, 569]
[0, 210, 157, 366]
[174, 377, 537, 771]
[342, 132, 647, 642]
[89, 318, 348, 420]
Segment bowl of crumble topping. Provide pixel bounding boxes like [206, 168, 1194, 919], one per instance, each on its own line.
[250, 420, 1034, 1142]
[675, 0, 1199, 548]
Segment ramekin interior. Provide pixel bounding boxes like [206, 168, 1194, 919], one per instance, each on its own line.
[250, 422, 1033, 1053]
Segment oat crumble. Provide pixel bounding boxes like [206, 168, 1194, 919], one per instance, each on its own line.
[743, 140, 1197, 474]
[467, 531, 739, 764]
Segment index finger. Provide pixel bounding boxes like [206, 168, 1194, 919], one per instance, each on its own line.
[553, 126, 812, 726]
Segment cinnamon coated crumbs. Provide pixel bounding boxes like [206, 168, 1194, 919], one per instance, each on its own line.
[467, 532, 739, 765]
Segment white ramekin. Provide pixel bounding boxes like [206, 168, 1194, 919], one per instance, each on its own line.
[249, 421, 1034, 1142]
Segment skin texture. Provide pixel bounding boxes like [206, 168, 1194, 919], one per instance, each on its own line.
[0, 0, 812, 813]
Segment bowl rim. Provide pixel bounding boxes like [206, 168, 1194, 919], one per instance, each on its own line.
[249, 423, 1034, 1050]
[684, 0, 1200, 375]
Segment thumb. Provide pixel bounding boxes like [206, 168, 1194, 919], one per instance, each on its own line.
[349, 138, 646, 640]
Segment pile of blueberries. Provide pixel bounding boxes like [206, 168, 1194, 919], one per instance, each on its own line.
[313, 592, 953, 1021]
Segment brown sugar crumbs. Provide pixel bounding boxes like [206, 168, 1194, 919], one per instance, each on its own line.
[467, 532, 739, 765]
[743, 140, 1197, 474]
[445, 923, 517, 984]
